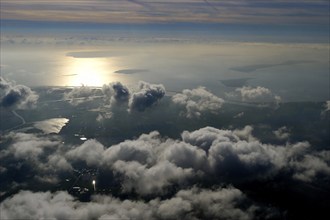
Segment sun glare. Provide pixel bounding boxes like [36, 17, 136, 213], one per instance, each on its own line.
[64, 57, 114, 87]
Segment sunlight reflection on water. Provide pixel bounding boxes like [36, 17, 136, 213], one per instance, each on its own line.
[61, 57, 118, 87]
[34, 118, 69, 134]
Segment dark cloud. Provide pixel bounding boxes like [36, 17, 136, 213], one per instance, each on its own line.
[172, 87, 224, 118]
[128, 81, 165, 112]
[65, 81, 164, 112]
[179, 126, 329, 183]
[112, 82, 130, 102]
[102, 82, 130, 104]
[0, 77, 38, 109]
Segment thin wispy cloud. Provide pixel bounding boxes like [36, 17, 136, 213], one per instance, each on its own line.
[126, 0, 153, 10]
[1, 0, 328, 25]
[202, 0, 219, 12]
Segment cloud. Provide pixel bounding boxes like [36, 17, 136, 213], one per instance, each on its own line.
[0, 186, 261, 220]
[321, 100, 330, 116]
[226, 86, 281, 106]
[233, 125, 256, 142]
[102, 82, 130, 105]
[234, 112, 244, 118]
[182, 126, 238, 151]
[128, 81, 165, 112]
[182, 126, 284, 180]
[0, 126, 327, 220]
[0, 126, 330, 210]
[112, 160, 193, 195]
[73, 126, 328, 194]
[46, 154, 73, 173]
[173, 187, 256, 220]
[63, 85, 100, 106]
[102, 131, 159, 166]
[0, 77, 39, 109]
[290, 154, 330, 182]
[181, 126, 329, 183]
[172, 87, 224, 118]
[1, 126, 329, 200]
[0, 132, 72, 186]
[325, 101, 330, 112]
[66, 139, 105, 167]
[5, 132, 59, 160]
[238, 86, 279, 102]
[1, 0, 328, 25]
[101, 131, 194, 195]
[161, 141, 208, 171]
[273, 126, 290, 140]
[65, 81, 165, 113]
[126, 0, 153, 11]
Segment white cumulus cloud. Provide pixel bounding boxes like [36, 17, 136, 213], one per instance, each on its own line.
[172, 87, 224, 118]
[226, 86, 281, 107]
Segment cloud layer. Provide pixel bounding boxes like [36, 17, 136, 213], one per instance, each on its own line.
[1, 118, 329, 219]
[1, 80, 329, 219]
[1, 186, 261, 220]
[1, 0, 328, 25]
[2, 125, 329, 199]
